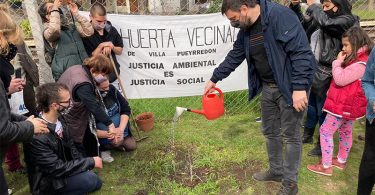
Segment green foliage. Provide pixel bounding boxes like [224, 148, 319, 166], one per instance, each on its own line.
[20, 19, 32, 39]
[206, 0, 222, 13]
[7, 0, 22, 3]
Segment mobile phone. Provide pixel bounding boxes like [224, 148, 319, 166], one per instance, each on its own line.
[15, 68, 22, 79]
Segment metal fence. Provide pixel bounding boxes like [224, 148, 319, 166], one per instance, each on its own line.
[5, 0, 375, 123]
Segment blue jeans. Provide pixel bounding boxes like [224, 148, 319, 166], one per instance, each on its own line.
[57, 171, 102, 195]
[305, 92, 327, 129]
[96, 103, 130, 146]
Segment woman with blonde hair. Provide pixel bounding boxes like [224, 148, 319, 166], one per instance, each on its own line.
[0, 5, 48, 195]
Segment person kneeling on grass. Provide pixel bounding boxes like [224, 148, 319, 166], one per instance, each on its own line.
[96, 78, 137, 163]
[24, 83, 103, 194]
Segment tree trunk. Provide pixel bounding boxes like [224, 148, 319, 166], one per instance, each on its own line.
[24, 0, 54, 85]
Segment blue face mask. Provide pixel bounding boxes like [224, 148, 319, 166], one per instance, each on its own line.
[94, 74, 107, 84]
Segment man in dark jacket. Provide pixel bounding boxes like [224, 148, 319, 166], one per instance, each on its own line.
[204, 0, 316, 194]
[289, 0, 357, 156]
[24, 83, 103, 195]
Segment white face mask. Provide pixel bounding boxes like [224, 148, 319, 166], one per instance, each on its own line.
[94, 23, 106, 31]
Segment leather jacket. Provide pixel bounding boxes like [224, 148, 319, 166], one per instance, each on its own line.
[290, 0, 358, 68]
[24, 117, 95, 195]
[0, 77, 34, 163]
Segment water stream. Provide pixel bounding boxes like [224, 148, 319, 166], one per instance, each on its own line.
[171, 107, 187, 148]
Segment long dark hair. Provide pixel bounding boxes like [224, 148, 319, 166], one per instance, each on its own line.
[342, 25, 374, 67]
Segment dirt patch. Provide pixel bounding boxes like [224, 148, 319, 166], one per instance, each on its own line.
[167, 144, 211, 188]
[166, 145, 279, 193]
[217, 160, 280, 194]
[135, 189, 148, 195]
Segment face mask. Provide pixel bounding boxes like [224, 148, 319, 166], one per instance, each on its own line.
[100, 90, 108, 98]
[4, 44, 17, 61]
[58, 103, 72, 115]
[94, 74, 107, 84]
[231, 20, 241, 28]
[324, 7, 338, 18]
[94, 23, 106, 31]
[60, 13, 69, 28]
[230, 13, 253, 29]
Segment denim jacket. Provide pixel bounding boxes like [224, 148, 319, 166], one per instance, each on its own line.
[361, 48, 375, 123]
[210, 0, 316, 106]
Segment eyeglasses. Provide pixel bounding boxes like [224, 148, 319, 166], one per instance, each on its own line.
[59, 98, 72, 106]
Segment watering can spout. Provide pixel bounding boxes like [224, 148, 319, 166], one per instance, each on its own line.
[187, 108, 205, 116]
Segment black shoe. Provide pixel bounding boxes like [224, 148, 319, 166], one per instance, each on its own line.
[302, 136, 313, 144]
[255, 117, 262, 123]
[252, 170, 282, 182]
[277, 182, 298, 195]
[308, 145, 322, 156]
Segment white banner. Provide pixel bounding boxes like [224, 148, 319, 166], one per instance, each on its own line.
[84, 12, 248, 99]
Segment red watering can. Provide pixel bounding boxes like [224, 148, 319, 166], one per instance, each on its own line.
[187, 87, 225, 120]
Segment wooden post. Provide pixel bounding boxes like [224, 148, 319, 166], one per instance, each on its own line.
[24, 0, 54, 85]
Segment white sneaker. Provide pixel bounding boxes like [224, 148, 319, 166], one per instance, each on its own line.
[101, 151, 114, 163]
[8, 189, 13, 195]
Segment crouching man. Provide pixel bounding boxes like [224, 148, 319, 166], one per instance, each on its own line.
[24, 83, 103, 194]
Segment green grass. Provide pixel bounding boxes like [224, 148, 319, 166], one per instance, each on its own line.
[353, 9, 375, 20]
[4, 111, 367, 194]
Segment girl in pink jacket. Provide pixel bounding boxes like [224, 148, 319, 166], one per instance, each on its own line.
[307, 26, 374, 176]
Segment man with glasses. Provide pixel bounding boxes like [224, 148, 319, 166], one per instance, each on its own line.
[24, 83, 103, 195]
[82, 3, 124, 91]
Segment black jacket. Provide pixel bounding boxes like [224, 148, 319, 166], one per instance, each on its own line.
[290, 0, 358, 67]
[24, 118, 95, 195]
[0, 77, 34, 163]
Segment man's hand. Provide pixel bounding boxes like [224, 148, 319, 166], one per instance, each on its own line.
[7, 77, 25, 95]
[102, 46, 112, 56]
[204, 80, 216, 95]
[27, 115, 49, 134]
[93, 157, 103, 169]
[292, 90, 308, 112]
[100, 42, 114, 56]
[372, 101, 375, 112]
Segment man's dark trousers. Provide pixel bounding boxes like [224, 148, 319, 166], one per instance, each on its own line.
[261, 84, 304, 183]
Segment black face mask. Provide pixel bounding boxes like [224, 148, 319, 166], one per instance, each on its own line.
[231, 21, 241, 28]
[324, 7, 338, 18]
[57, 103, 72, 115]
[230, 13, 254, 29]
[4, 44, 17, 62]
[0, 44, 17, 90]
